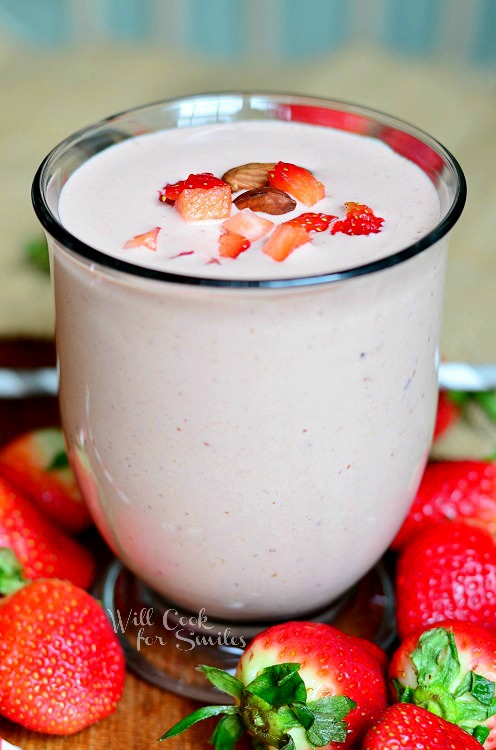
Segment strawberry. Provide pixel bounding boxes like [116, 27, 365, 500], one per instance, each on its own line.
[159, 173, 228, 202]
[0, 475, 95, 589]
[433, 390, 462, 440]
[159, 621, 388, 749]
[396, 522, 496, 640]
[331, 202, 384, 236]
[268, 162, 325, 207]
[122, 226, 160, 251]
[389, 622, 496, 746]
[262, 224, 309, 262]
[218, 232, 251, 259]
[223, 208, 274, 241]
[175, 185, 232, 222]
[286, 212, 337, 233]
[0, 428, 93, 534]
[0, 565, 125, 735]
[392, 460, 496, 550]
[362, 703, 483, 750]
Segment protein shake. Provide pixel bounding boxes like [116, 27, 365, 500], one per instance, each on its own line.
[33, 94, 465, 621]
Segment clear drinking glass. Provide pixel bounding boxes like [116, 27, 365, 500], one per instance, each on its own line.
[33, 93, 465, 699]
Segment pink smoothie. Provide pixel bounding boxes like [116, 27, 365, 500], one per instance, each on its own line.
[52, 116, 446, 620]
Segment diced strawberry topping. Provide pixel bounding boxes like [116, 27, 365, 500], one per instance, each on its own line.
[175, 185, 232, 223]
[268, 162, 325, 207]
[218, 233, 251, 259]
[262, 224, 309, 262]
[223, 209, 274, 241]
[123, 227, 160, 251]
[286, 212, 337, 233]
[331, 202, 384, 236]
[159, 173, 229, 202]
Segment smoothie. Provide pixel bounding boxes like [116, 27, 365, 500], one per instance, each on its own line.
[35, 96, 463, 622]
[58, 121, 439, 279]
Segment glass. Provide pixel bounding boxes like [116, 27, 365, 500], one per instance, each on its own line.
[33, 93, 465, 697]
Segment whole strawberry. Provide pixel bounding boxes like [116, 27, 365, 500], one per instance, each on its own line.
[393, 460, 496, 550]
[0, 573, 125, 734]
[0, 428, 93, 534]
[362, 703, 483, 750]
[159, 621, 388, 749]
[396, 522, 496, 639]
[0, 476, 95, 589]
[389, 622, 496, 746]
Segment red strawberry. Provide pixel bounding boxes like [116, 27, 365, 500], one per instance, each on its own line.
[396, 522, 496, 640]
[262, 224, 309, 262]
[223, 209, 274, 241]
[268, 162, 325, 206]
[362, 703, 483, 750]
[175, 185, 232, 222]
[0, 572, 125, 734]
[434, 390, 462, 440]
[389, 622, 496, 746]
[0, 428, 93, 534]
[159, 621, 388, 749]
[392, 460, 496, 550]
[218, 232, 251, 259]
[331, 202, 384, 236]
[159, 173, 228, 202]
[286, 212, 337, 233]
[0, 475, 95, 589]
[122, 226, 160, 251]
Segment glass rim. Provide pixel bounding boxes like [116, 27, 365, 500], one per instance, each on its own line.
[32, 91, 467, 290]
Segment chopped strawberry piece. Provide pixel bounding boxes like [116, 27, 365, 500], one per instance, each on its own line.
[159, 173, 228, 202]
[218, 233, 251, 259]
[123, 226, 160, 251]
[262, 224, 309, 262]
[286, 212, 337, 233]
[331, 202, 384, 236]
[175, 185, 232, 223]
[223, 209, 274, 241]
[268, 162, 325, 207]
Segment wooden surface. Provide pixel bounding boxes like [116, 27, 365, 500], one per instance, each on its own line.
[0, 339, 397, 750]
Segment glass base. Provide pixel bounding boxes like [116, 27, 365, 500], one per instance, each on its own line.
[96, 559, 396, 703]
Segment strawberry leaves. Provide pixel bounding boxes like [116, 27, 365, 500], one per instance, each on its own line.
[197, 666, 244, 700]
[158, 662, 356, 749]
[305, 696, 356, 745]
[245, 663, 307, 705]
[394, 627, 496, 743]
[158, 705, 239, 742]
[0, 548, 29, 596]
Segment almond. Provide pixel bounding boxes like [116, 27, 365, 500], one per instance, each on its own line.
[233, 187, 297, 215]
[222, 162, 276, 192]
